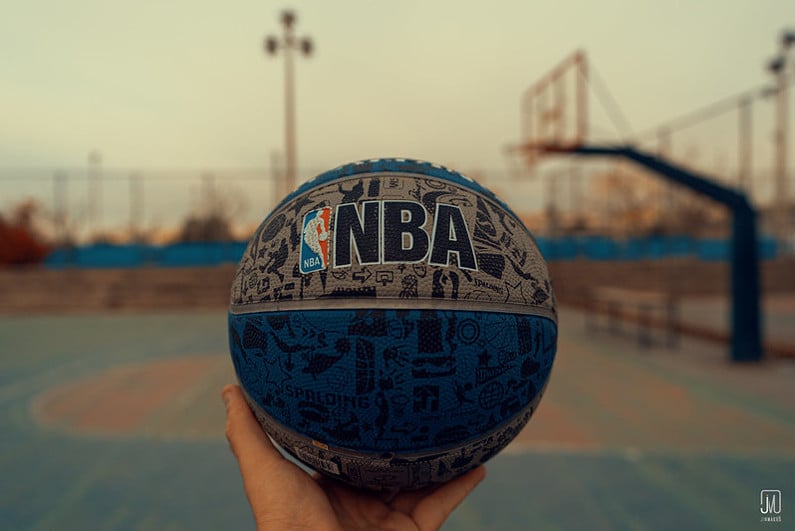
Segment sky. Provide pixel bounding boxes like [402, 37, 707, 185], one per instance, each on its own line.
[0, 0, 792, 233]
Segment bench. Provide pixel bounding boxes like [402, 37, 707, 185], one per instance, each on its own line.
[586, 287, 680, 348]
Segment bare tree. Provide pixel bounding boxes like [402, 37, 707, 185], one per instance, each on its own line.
[0, 199, 51, 265]
[177, 176, 248, 242]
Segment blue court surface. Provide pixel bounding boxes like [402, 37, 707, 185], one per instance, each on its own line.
[0, 309, 793, 530]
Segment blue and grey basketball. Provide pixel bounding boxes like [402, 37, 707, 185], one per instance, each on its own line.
[228, 158, 557, 491]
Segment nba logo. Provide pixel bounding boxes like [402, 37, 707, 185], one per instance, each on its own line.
[300, 207, 331, 274]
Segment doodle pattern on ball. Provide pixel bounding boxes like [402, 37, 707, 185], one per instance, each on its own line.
[244, 383, 546, 491]
[229, 309, 556, 453]
[230, 164, 556, 320]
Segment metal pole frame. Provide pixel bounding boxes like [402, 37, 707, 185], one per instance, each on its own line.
[557, 144, 764, 362]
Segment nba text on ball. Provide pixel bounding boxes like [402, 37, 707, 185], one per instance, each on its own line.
[300, 201, 478, 274]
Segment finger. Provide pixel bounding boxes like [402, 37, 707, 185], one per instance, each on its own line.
[391, 466, 487, 514]
[411, 466, 486, 531]
[390, 466, 486, 515]
[222, 384, 285, 470]
[388, 483, 439, 514]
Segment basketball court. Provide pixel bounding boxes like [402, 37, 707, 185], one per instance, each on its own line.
[1, 306, 793, 530]
[1, 45, 792, 531]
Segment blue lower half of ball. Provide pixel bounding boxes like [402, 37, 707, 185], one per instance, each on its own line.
[228, 308, 556, 454]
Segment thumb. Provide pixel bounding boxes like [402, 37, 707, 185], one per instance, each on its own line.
[412, 466, 487, 531]
[222, 384, 286, 471]
[223, 385, 317, 528]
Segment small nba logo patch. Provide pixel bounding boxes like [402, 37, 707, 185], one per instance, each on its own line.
[300, 207, 331, 274]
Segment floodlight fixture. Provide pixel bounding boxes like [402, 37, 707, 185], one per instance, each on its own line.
[265, 36, 279, 55]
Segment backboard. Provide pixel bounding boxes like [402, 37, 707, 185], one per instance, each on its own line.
[514, 50, 588, 167]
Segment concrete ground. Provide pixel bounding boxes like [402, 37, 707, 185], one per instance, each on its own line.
[0, 307, 793, 530]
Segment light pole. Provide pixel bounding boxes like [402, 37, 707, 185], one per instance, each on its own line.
[767, 29, 794, 249]
[265, 10, 313, 195]
[87, 150, 102, 242]
[53, 171, 68, 246]
[129, 172, 143, 243]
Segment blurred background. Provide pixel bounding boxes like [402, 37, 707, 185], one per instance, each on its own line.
[1, 1, 794, 530]
[1, 1, 793, 255]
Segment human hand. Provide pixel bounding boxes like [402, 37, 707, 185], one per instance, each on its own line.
[222, 384, 486, 531]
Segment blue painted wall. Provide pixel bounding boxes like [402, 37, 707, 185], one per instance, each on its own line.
[534, 235, 777, 262]
[44, 236, 777, 269]
[45, 241, 249, 269]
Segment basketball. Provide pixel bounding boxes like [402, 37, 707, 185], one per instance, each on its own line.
[228, 158, 557, 491]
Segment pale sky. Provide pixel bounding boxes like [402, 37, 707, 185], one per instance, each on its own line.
[0, 0, 792, 233]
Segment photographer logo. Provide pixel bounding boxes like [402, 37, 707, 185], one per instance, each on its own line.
[760, 490, 782, 524]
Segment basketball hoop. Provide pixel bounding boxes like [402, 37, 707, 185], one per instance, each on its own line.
[506, 50, 588, 175]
